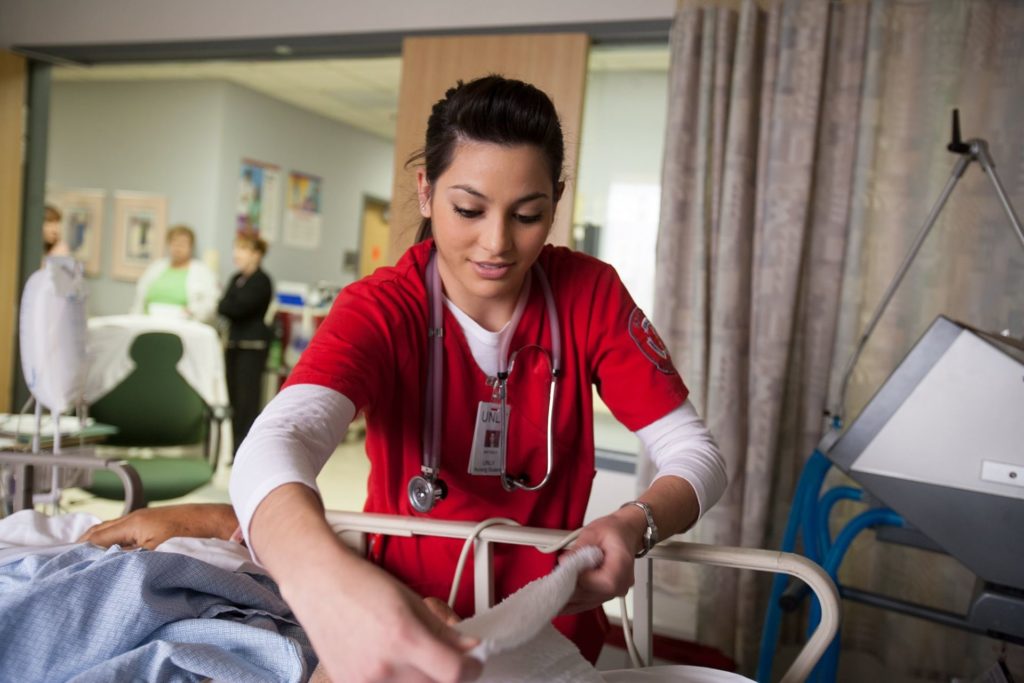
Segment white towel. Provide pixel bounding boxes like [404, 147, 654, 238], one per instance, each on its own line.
[454, 545, 606, 682]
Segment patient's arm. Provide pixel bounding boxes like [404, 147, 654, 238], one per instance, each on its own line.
[78, 503, 239, 550]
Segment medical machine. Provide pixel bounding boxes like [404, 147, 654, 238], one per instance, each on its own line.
[272, 280, 333, 372]
[760, 111, 1024, 682]
[828, 317, 1024, 639]
[823, 110, 1024, 641]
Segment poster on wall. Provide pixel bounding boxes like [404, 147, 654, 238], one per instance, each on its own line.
[46, 189, 105, 276]
[111, 192, 167, 281]
[237, 159, 281, 241]
[283, 171, 322, 250]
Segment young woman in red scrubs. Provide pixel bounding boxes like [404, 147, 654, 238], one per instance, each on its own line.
[83, 76, 726, 683]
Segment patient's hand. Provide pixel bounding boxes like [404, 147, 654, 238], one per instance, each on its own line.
[78, 503, 239, 550]
[560, 510, 645, 615]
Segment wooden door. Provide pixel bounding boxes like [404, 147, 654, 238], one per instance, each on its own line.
[358, 195, 390, 278]
[387, 34, 589, 264]
[0, 51, 26, 413]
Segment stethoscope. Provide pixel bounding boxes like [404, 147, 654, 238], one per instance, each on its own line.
[407, 250, 562, 514]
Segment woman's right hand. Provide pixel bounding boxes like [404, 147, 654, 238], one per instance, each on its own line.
[250, 484, 480, 683]
[282, 554, 481, 683]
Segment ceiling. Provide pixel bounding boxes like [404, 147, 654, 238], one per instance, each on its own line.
[52, 44, 669, 140]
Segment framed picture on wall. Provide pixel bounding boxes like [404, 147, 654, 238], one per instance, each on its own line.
[237, 159, 281, 241]
[111, 192, 167, 281]
[283, 171, 323, 249]
[46, 189, 105, 276]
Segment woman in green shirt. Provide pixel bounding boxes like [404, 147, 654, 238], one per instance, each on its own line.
[130, 224, 220, 323]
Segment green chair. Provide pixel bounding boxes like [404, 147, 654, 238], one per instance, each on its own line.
[86, 332, 223, 504]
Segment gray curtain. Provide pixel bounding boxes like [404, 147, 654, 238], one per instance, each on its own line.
[650, 0, 1024, 678]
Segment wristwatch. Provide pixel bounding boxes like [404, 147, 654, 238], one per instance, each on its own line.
[620, 500, 659, 558]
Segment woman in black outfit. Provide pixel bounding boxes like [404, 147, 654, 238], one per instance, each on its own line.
[218, 231, 273, 458]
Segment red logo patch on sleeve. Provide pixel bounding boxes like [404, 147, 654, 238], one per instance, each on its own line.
[627, 307, 673, 374]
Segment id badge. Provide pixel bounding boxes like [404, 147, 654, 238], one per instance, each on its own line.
[468, 401, 509, 475]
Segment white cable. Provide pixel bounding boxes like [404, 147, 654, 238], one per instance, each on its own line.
[445, 517, 646, 669]
[619, 594, 645, 668]
[447, 518, 522, 608]
[447, 518, 582, 608]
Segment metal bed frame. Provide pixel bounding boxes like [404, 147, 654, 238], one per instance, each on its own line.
[326, 510, 841, 683]
[0, 448, 144, 516]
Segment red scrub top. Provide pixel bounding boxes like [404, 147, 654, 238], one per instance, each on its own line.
[285, 239, 688, 662]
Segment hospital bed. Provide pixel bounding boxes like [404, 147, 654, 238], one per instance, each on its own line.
[0, 503, 839, 682]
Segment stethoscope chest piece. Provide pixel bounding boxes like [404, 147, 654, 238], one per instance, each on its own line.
[408, 473, 447, 513]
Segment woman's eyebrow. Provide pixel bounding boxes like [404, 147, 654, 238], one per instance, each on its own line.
[448, 185, 549, 204]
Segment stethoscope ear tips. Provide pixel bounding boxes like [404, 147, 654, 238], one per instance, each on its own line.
[408, 474, 448, 513]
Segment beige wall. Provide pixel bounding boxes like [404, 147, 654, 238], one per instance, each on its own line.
[388, 33, 589, 263]
[0, 51, 26, 412]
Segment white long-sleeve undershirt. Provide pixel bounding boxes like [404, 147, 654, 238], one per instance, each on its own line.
[230, 302, 727, 547]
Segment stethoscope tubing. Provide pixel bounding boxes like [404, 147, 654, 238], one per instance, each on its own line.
[415, 249, 561, 507]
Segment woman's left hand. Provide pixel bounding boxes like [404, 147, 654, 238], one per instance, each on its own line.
[560, 508, 646, 614]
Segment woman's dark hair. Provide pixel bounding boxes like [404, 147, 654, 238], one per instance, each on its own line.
[408, 75, 565, 242]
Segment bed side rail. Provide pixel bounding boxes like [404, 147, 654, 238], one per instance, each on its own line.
[0, 448, 144, 516]
[324, 510, 839, 683]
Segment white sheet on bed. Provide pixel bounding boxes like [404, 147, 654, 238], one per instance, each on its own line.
[0, 509, 99, 548]
[0, 510, 99, 566]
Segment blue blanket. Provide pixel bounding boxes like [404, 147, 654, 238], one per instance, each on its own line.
[0, 544, 316, 682]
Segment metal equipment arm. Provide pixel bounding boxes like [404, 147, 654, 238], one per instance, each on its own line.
[830, 110, 1024, 427]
